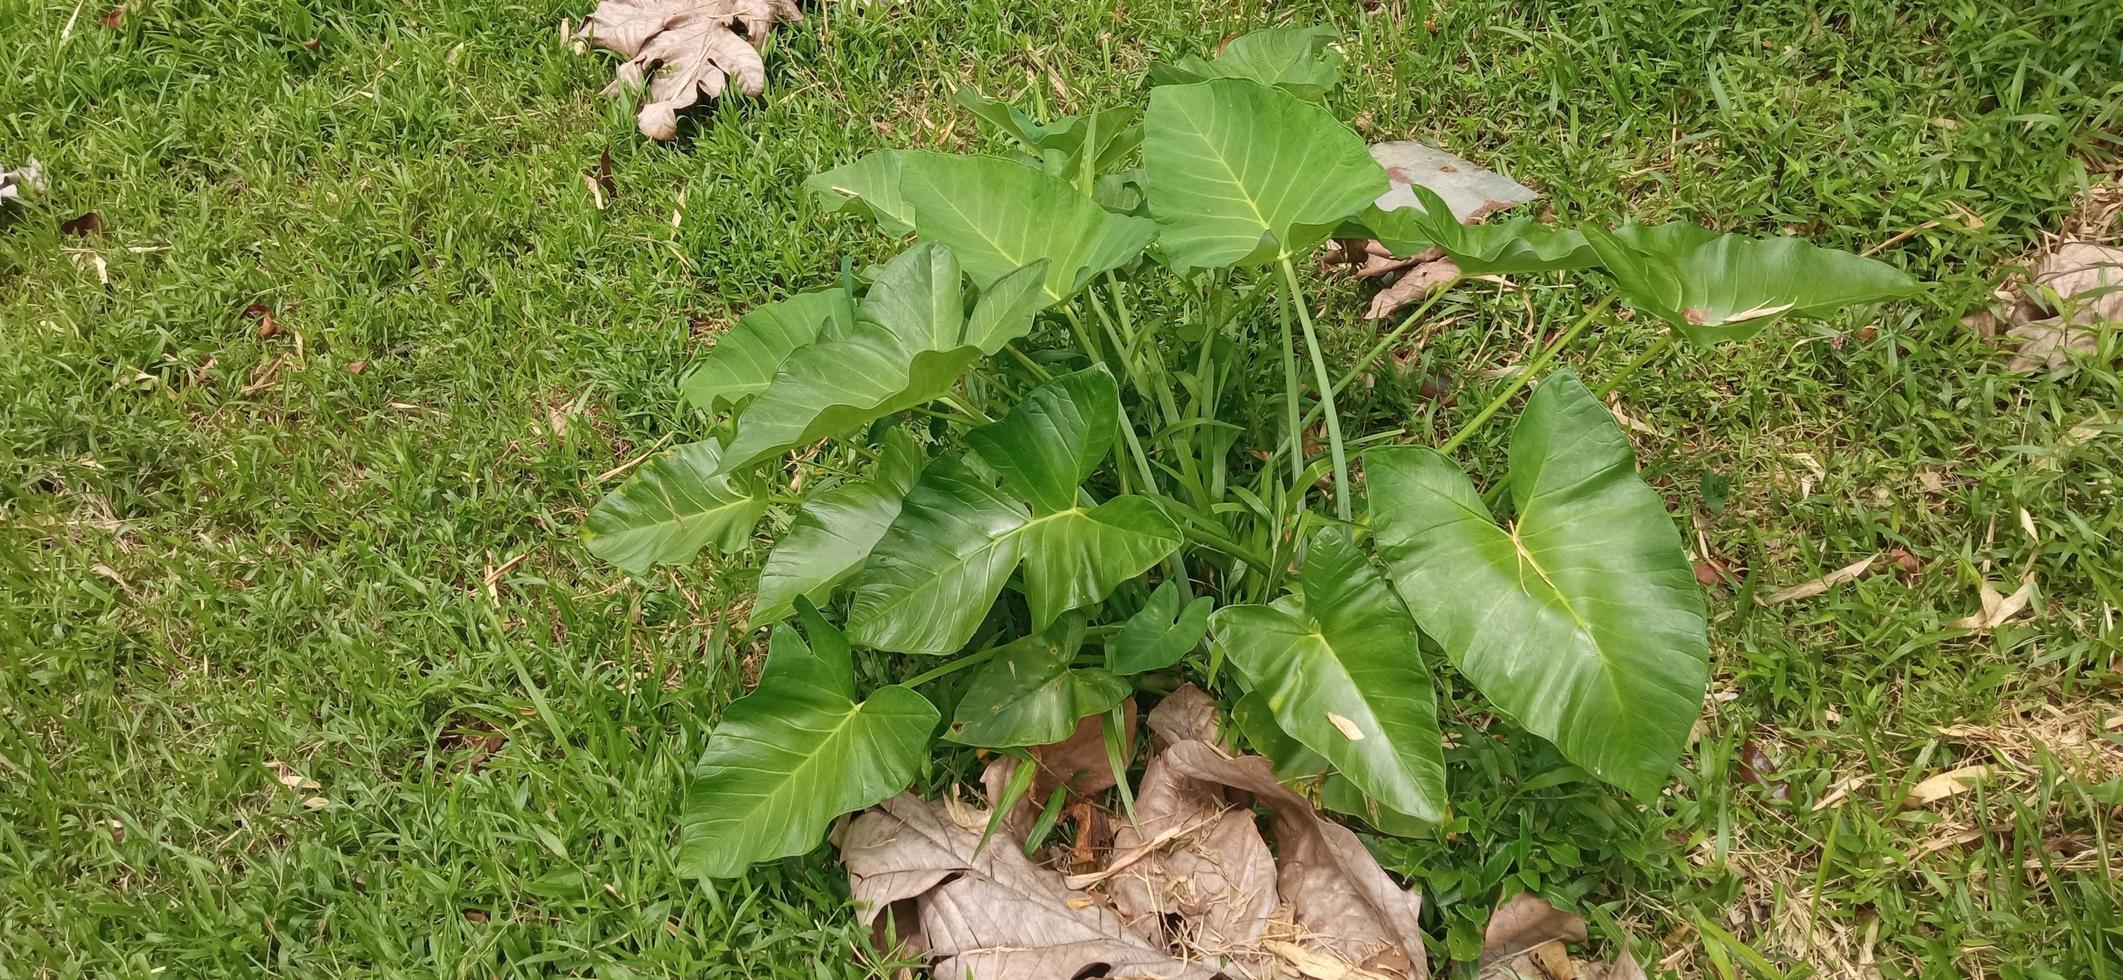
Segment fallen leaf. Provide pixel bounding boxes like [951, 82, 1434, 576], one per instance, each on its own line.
[1903, 765, 1992, 807]
[101, 5, 123, 26]
[1736, 739, 1789, 801]
[1884, 547, 1923, 583]
[1811, 774, 1868, 812]
[1369, 141, 1537, 223]
[1481, 940, 1573, 980]
[838, 794, 1220, 980]
[244, 303, 281, 340]
[0, 159, 45, 202]
[1480, 893, 1587, 970]
[1950, 573, 2037, 630]
[1366, 258, 1462, 319]
[983, 701, 1140, 839]
[1760, 554, 1878, 604]
[60, 211, 104, 236]
[1990, 242, 2123, 375]
[345, 359, 368, 375]
[576, 0, 803, 140]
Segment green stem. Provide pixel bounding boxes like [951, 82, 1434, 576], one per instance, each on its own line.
[1169, 512, 1274, 570]
[1439, 295, 1614, 454]
[903, 645, 1002, 688]
[1592, 331, 1677, 398]
[1275, 277, 1304, 489]
[1281, 258, 1352, 522]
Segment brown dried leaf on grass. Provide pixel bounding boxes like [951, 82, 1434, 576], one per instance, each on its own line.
[1971, 237, 2123, 375]
[576, 0, 802, 140]
[864, 685, 1430, 980]
[1759, 554, 1878, 604]
[982, 701, 1141, 840]
[1328, 142, 1535, 319]
[1949, 572, 2038, 630]
[1476, 894, 1644, 980]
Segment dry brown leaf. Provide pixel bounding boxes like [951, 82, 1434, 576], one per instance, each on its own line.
[1903, 765, 1993, 807]
[576, 0, 802, 140]
[982, 700, 1140, 842]
[1950, 573, 2037, 630]
[1759, 554, 1878, 604]
[1366, 258, 1462, 319]
[1479, 893, 1588, 970]
[1482, 940, 1574, 980]
[1982, 242, 2123, 375]
[839, 793, 1219, 980]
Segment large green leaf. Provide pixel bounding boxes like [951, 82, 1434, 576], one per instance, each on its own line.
[1017, 497, 1185, 630]
[1365, 372, 1708, 798]
[1208, 528, 1446, 822]
[1143, 78, 1386, 270]
[1354, 186, 1595, 274]
[805, 151, 914, 235]
[752, 429, 925, 624]
[848, 455, 1030, 654]
[677, 289, 851, 413]
[848, 466, 1182, 654]
[947, 621, 1129, 748]
[582, 438, 770, 574]
[1148, 26, 1344, 102]
[807, 150, 1156, 305]
[849, 372, 1181, 653]
[678, 602, 938, 878]
[719, 243, 1048, 471]
[1108, 579, 1213, 675]
[967, 367, 1118, 513]
[1584, 222, 1921, 344]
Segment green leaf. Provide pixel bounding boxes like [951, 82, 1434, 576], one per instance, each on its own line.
[582, 438, 770, 574]
[1320, 776, 1429, 837]
[1149, 27, 1344, 102]
[720, 243, 1048, 471]
[1143, 78, 1386, 270]
[806, 151, 914, 235]
[849, 463, 1181, 653]
[849, 371, 1180, 652]
[896, 151, 1158, 304]
[1208, 528, 1446, 822]
[1365, 372, 1708, 798]
[752, 429, 925, 623]
[1109, 579, 1213, 674]
[947, 622, 1129, 748]
[678, 604, 938, 878]
[955, 88, 1143, 190]
[1230, 691, 1328, 779]
[1354, 186, 1596, 274]
[967, 366, 1119, 513]
[1584, 222, 1922, 344]
[1016, 496, 1184, 630]
[677, 289, 851, 413]
[849, 456, 1029, 654]
[806, 150, 1156, 305]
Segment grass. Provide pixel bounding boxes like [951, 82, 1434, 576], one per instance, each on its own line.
[2, 0, 2119, 976]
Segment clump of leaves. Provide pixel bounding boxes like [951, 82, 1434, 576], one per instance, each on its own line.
[582, 22, 1920, 969]
[576, 0, 802, 139]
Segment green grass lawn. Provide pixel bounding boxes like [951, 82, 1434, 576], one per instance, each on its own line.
[3, 0, 2119, 976]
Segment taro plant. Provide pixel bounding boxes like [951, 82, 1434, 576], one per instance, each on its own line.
[583, 27, 1920, 877]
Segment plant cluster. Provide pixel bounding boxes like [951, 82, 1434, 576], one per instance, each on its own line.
[582, 26, 1920, 879]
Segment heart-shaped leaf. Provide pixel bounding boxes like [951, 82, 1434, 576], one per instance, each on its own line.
[1148, 26, 1344, 102]
[752, 429, 925, 623]
[677, 288, 852, 413]
[720, 243, 1048, 471]
[1366, 372, 1708, 798]
[583, 437, 770, 573]
[1209, 528, 1446, 822]
[678, 601, 938, 878]
[1109, 579, 1213, 674]
[850, 371, 1181, 653]
[806, 150, 914, 235]
[1354, 185, 1595, 274]
[808, 150, 1157, 305]
[966, 366, 1119, 512]
[955, 88, 1143, 193]
[947, 620, 1130, 748]
[1584, 222, 1921, 344]
[1143, 77, 1386, 270]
